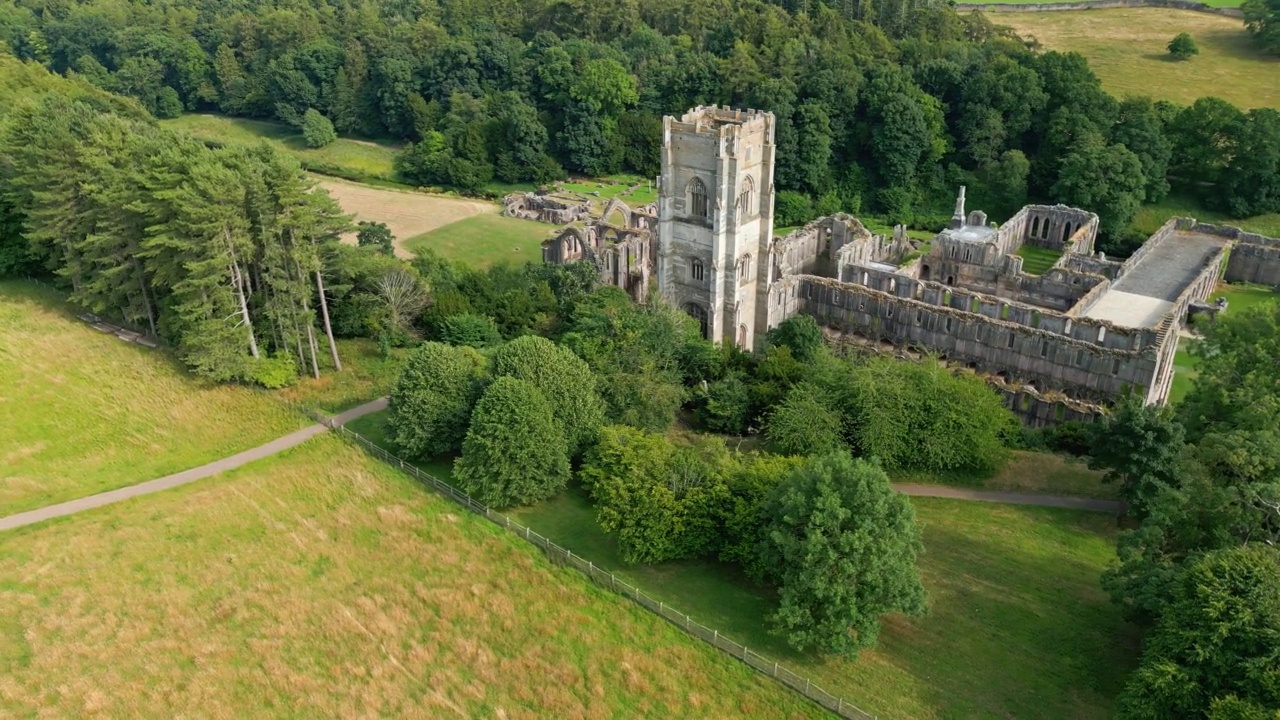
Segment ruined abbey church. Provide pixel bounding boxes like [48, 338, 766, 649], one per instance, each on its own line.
[539, 106, 1280, 425]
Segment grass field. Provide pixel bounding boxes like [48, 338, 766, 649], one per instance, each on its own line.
[344, 410, 1135, 719]
[164, 114, 401, 184]
[405, 214, 553, 268]
[0, 437, 819, 719]
[1015, 244, 1064, 274]
[896, 449, 1117, 499]
[316, 176, 496, 260]
[0, 281, 305, 516]
[985, 9, 1280, 109]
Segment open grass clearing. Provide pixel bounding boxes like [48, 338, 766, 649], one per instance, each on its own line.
[404, 213, 553, 269]
[985, 9, 1280, 110]
[0, 436, 818, 719]
[0, 281, 305, 516]
[276, 338, 408, 414]
[1015, 244, 1064, 274]
[894, 449, 1118, 500]
[163, 113, 401, 184]
[1134, 194, 1280, 237]
[316, 176, 496, 260]
[344, 409, 1136, 719]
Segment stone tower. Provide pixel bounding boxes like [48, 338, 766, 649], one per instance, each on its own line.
[657, 106, 776, 349]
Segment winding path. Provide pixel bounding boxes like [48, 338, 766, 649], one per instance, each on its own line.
[0, 394, 1118, 532]
[0, 398, 387, 533]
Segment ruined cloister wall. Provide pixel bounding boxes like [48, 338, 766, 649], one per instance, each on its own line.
[1199, 224, 1280, 287]
[1016, 205, 1100, 253]
[768, 272, 1166, 402]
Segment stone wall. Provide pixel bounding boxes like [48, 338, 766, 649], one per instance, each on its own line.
[1205, 225, 1280, 287]
[958, 0, 1243, 17]
[768, 273, 1165, 402]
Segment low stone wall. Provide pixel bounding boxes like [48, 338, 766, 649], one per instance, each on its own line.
[959, 0, 1244, 17]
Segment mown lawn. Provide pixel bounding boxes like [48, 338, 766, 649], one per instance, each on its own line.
[0, 437, 819, 719]
[1015, 244, 1064, 274]
[162, 113, 401, 185]
[343, 410, 1136, 719]
[895, 449, 1117, 500]
[0, 281, 305, 516]
[403, 214, 552, 268]
[984, 9, 1280, 110]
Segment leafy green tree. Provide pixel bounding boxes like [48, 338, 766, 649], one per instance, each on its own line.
[491, 335, 605, 457]
[581, 425, 730, 563]
[1117, 545, 1280, 719]
[355, 221, 393, 255]
[1167, 97, 1245, 186]
[774, 190, 814, 227]
[980, 149, 1031, 220]
[153, 86, 183, 118]
[757, 452, 927, 656]
[1167, 32, 1200, 60]
[1217, 109, 1280, 217]
[1243, 0, 1280, 56]
[387, 342, 488, 460]
[301, 108, 337, 148]
[766, 315, 824, 363]
[455, 377, 570, 508]
[1050, 132, 1147, 238]
[1113, 98, 1173, 203]
[1089, 395, 1186, 518]
[697, 372, 753, 435]
[766, 383, 845, 456]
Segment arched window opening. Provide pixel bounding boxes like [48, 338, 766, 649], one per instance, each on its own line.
[738, 176, 755, 221]
[738, 324, 748, 347]
[739, 254, 751, 282]
[690, 257, 704, 282]
[689, 177, 709, 219]
[683, 303, 709, 339]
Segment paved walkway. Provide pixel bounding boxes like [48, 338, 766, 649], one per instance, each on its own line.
[0, 398, 388, 533]
[892, 483, 1120, 513]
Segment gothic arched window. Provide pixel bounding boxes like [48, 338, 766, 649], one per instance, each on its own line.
[690, 257, 704, 282]
[689, 177, 709, 219]
[683, 303, 709, 339]
[738, 254, 751, 282]
[738, 175, 755, 220]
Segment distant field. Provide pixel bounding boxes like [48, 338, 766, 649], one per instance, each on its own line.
[972, 0, 1241, 5]
[985, 9, 1280, 109]
[0, 281, 305, 516]
[404, 214, 552, 268]
[0, 437, 818, 719]
[316, 177, 496, 260]
[344, 410, 1135, 719]
[1134, 195, 1280, 237]
[163, 114, 401, 184]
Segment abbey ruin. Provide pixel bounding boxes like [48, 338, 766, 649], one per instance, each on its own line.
[540, 106, 1280, 424]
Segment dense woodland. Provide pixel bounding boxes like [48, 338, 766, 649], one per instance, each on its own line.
[1, 0, 1279, 252]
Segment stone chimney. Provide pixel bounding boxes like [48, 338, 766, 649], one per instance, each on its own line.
[949, 186, 967, 230]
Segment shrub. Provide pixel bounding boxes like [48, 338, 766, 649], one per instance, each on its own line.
[454, 376, 570, 508]
[766, 383, 845, 456]
[301, 108, 337, 148]
[1167, 32, 1199, 61]
[245, 353, 297, 389]
[440, 313, 503, 348]
[387, 342, 488, 459]
[153, 86, 183, 119]
[356, 221, 394, 255]
[491, 335, 606, 457]
[765, 315, 824, 363]
[696, 372, 752, 434]
[774, 190, 814, 228]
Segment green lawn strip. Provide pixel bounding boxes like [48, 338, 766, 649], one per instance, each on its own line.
[402, 214, 552, 269]
[1134, 195, 1280, 237]
[343, 409, 1133, 719]
[1170, 283, 1278, 403]
[892, 449, 1118, 500]
[1014, 244, 1063, 274]
[162, 114, 401, 185]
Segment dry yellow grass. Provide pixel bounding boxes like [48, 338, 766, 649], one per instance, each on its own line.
[987, 9, 1280, 109]
[0, 281, 305, 516]
[0, 437, 820, 719]
[318, 177, 496, 259]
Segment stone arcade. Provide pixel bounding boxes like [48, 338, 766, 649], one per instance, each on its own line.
[541, 105, 1280, 424]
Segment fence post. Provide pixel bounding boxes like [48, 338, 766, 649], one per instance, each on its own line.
[806, 679, 811, 694]
[685, 615, 689, 631]
[838, 698, 843, 713]
[773, 662, 778, 677]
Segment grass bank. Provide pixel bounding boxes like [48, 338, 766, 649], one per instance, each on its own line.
[0, 281, 305, 516]
[985, 9, 1280, 109]
[0, 437, 819, 718]
[344, 410, 1136, 719]
[404, 214, 552, 269]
